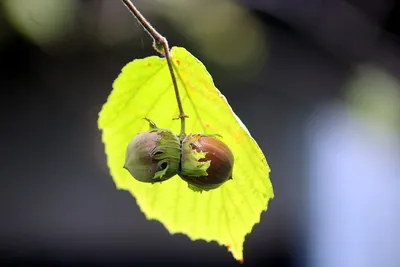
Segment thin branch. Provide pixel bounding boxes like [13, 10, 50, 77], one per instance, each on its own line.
[121, 0, 187, 138]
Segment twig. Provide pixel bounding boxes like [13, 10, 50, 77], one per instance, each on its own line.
[121, 0, 187, 138]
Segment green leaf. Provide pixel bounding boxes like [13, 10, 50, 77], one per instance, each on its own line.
[98, 47, 274, 262]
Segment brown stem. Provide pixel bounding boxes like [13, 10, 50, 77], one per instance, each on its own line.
[121, 0, 187, 138]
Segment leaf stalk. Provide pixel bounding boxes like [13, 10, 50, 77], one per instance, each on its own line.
[121, 0, 187, 139]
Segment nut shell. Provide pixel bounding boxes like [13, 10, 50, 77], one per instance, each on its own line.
[124, 129, 180, 183]
[179, 135, 234, 190]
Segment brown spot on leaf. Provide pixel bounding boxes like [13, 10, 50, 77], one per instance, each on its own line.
[176, 60, 181, 66]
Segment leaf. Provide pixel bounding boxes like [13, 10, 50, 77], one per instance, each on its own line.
[98, 47, 274, 261]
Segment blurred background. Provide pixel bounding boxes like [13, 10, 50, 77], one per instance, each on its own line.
[0, 0, 399, 266]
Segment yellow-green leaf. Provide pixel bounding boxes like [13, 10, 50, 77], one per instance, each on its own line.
[98, 47, 274, 261]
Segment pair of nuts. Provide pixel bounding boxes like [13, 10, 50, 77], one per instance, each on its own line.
[123, 119, 234, 191]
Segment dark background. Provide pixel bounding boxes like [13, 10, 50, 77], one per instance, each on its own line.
[1, 0, 400, 266]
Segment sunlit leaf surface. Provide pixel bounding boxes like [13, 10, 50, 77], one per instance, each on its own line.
[98, 47, 274, 261]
